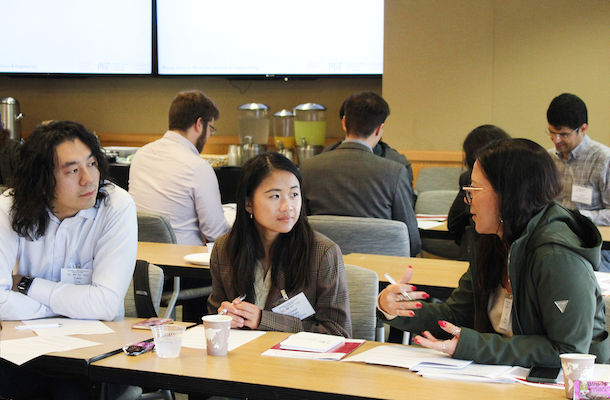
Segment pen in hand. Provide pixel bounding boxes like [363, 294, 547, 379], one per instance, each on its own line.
[384, 273, 413, 301]
[219, 294, 247, 315]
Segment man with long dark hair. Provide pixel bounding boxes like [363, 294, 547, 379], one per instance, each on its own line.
[301, 91, 420, 256]
[0, 120, 137, 321]
[0, 120, 137, 399]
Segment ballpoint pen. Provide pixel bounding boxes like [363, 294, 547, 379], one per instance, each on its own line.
[384, 273, 413, 301]
[15, 323, 62, 330]
[219, 294, 247, 315]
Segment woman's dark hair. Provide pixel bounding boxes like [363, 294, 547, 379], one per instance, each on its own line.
[225, 152, 315, 300]
[472, 138, 561, 331]
[463, 125, 510, 170]
[10, 120, 109, 240]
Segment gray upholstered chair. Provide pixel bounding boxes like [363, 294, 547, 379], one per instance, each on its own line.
[414, 167, 462, 194]
[307, 215, 410, 257]
[136, 211, 177, 244]
[103, 261, 172, 400]
[308, 215, 409, 342]
[414, 190, 460, 259]
[344, 264, 379, 341]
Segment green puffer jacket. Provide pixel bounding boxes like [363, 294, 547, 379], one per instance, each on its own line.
[381, 203, 609, 367]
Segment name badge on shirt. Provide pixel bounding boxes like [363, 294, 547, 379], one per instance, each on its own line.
[61, 268, 93, 285]
[271, 292, 315, 320]
[499, 296, 513, 332]
[572, 185, 593, 205]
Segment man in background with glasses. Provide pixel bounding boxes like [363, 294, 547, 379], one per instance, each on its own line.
[546, 93, 610, 271]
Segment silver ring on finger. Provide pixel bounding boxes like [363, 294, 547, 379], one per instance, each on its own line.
[440, 341, 446, 353]
[403, 291, 413, 301]
[452, 328, 461, 337]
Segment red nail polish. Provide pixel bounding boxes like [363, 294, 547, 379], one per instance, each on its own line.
[421, 293, 430, 299]
[411, 285, 417, 290]
[413, 338, 419, 344]
[410, 311, 415, 317]
[438, 320, 447, 328]
[408, 265, 412, 269]
[416, 303, 422, 308]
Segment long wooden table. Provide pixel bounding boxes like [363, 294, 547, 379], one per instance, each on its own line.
[1, 318, 164, 376]
[89, 330, 564, 400]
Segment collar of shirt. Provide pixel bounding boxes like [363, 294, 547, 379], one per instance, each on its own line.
[164, 130, 200, 156]
[343, 138, 373, 152]
[555, 134, 590, 161]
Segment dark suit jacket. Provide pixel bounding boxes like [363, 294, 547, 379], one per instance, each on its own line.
[207, 232, 352, 338]
[301, 141, 421, 256]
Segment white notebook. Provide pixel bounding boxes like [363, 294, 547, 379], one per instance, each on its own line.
[279, 332, 345, 353]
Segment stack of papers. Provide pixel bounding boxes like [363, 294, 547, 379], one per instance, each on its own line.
[279, 332, 345, 352]
[263, 333, 364, 361]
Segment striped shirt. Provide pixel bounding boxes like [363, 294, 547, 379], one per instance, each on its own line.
[549, 135, 610, 226]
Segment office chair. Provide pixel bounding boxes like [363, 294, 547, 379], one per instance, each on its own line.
[308, 215, 410, 342]
[344, 264, 379, 341]
[99, 260, 173, 400]
[414, 190, 460, 259]
[414, 167, 462, 194]
[307, 215, 410, 257]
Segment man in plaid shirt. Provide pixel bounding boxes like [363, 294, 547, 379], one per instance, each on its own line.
[546, 93, 610, 271]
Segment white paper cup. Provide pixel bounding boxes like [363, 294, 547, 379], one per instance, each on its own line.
[206, 242, 215, 254]
[151, 325, 186, 358]
[202, 315, 232, 356]
[560, 353, 596, 399]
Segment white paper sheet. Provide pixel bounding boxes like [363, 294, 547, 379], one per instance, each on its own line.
[342, 344, 471, 370]
[417, 220, 446, 230]
[181, 326, 265, 350]
[0, 336, 102, 366]
[20, 318, 115, 336]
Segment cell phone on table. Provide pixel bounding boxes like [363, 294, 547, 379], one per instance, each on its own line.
[526, 365, 561, 383]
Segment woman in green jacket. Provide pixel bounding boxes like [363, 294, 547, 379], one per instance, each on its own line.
[379, 138, 609, 367]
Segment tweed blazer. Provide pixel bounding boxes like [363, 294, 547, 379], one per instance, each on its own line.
[207, 231, 352, 338]
[301, 140, 421, 256]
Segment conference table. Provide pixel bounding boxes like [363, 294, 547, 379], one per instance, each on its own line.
[136, 242, 468, 289]
[0, 318, 175, 376]
[88, 330, 564, 400]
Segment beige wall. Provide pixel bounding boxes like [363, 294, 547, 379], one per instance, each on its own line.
[3, 0, 609, 153]
[0, 76, 381, 140]
[383, 0, 610, 151]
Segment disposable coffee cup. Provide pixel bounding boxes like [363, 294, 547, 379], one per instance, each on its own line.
[202, 315, 232, 356]
[151, 324, 186, 358]
[560, 353, 596, 399]
[206, 242, 214, 254]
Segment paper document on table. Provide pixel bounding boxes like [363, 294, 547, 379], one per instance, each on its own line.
[0, 336, 102, 366]
[262, 339, 364, 361]
[417, 220, 446, 230]
[417, 364, 517, 383]
[223, 203, 237, 226]
[181, 326, 265, 350]
[21, 318, 115, 336]
[342, 344, 471, 370]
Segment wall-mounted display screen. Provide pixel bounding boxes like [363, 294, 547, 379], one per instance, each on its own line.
[0, 0, 152, 75]
[156, 0, 384, 77]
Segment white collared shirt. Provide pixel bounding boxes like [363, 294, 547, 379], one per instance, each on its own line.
[129, 131, 230, 245]
[0, 183, 137, 320]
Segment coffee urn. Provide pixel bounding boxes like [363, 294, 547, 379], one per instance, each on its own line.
[0, 97, 24, 140]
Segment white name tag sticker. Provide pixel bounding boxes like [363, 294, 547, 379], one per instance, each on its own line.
[272, 292, 315, 320]
[61, 268, 93, 285]
[572, 185, 593, 205]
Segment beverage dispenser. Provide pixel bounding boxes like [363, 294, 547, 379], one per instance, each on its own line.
[0, 97, 24, 141]
[273, 109, 295, 162]
[238, 103, 269, 163]
[294, 103, 326, 164]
